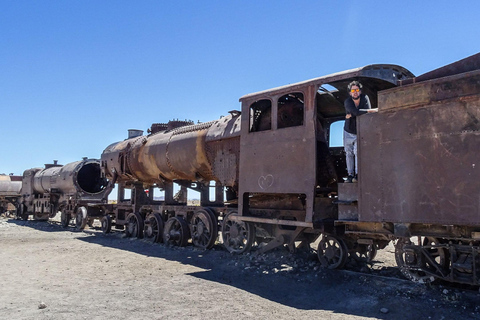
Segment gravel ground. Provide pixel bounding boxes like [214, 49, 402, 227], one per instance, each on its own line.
[1, 215, 480, 320]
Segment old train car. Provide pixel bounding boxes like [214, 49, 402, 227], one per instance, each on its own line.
[18, 158, 110, 229]
[0, 174, 22, 216]
[336, 52, 480, 284]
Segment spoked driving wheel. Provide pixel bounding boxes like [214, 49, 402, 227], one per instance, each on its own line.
[190, 209, 218, 249]
[317, 234, 348, 269]
[144, 213, 164, 243]
[101, 215, 112, 234]
[395, 236, 447, 283]
[125, 212, 144, 238]
[221, 212, 255, 254]
[163, 216, 190, 246]
[75, 207, 88, 231]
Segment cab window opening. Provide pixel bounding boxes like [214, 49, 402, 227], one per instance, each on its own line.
[249, 99, 272, 132]
[277, 92, 304, 129]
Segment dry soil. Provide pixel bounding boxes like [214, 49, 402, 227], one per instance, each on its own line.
[1, 215, 479, 320]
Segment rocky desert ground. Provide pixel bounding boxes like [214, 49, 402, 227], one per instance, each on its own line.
[1, 215, 480, 320]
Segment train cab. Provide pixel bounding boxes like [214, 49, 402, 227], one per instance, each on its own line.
[232, 64, 414, 253]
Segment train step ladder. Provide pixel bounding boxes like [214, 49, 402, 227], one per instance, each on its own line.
[335, 183, 358, 221]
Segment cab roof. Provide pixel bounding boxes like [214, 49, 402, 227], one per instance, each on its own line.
[239, 64, 414, 103]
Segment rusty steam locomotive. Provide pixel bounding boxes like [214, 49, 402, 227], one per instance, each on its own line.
[16, 158, 110, 229]
[10, 52, 480, 286]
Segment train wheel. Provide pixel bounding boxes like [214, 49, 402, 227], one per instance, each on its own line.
[222, 212, 255, 254]
[163, 217, 190, 246]
[351, 243, 377, 263]
[125, 212, 144, 238]
[34, 213, 49, 221]
[60, 212, 71, 228]
[395, 237, 446, 283]
[317, 234, 348, 269]
[144, 213, 164, 243]
[190, 209, 218, 249]
[101, 215, 112, 234]
[17, 205, 29, 221]
[75, 207, 88, 231]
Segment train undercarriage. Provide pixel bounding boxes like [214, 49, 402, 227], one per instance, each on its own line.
[33, 176, 480, 287]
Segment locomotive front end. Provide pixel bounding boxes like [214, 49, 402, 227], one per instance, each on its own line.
[19, 159, 108, 221]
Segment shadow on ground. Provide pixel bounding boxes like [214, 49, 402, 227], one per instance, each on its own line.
[6, 218, 480, 319]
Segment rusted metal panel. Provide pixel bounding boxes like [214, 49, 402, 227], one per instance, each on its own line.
[238, 86, 317, 222]
[379, 70, 480, 111]
[337, 183, 358, 202]
[205, 114, 241, 187]
[399, 52, 480, 86]
[358, 70, 480, 225]
[338, 204, 358, 221]
[239, 103, 316, 194]
[206, 138, 240, 187]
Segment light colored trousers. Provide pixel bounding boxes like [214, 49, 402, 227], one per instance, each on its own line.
[343, 130, 357, 176]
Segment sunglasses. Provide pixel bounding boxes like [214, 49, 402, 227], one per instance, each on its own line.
[350, 89, 360, 93]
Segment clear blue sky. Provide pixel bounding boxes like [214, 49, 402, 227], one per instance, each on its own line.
[1, 1, 479, 175]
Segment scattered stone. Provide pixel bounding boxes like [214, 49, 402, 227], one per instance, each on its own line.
[380, 308, 389, 314]
[38, 302, 47, 309]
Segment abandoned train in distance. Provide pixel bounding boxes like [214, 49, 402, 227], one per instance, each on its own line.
[12, 52, 480, 286]
[0, 174, 22, 216]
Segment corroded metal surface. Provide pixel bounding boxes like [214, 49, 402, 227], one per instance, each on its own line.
[358, 69, 480, 225]
[399, 52, 480, 85]
[101, 113, 242, 187]
[20, 159, 109, 219]
[29, 159, 107, 196]
[238, 64, 413, 223]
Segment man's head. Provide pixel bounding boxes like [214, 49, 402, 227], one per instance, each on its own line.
[348, 81, 362, 100]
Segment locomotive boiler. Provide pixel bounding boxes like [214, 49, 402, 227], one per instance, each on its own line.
[18, 158, 109, 229]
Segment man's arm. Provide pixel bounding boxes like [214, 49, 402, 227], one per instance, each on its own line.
[344, 99, 368, 116]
